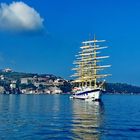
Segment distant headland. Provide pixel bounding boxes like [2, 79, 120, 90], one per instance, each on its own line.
[0, 68, 140, 94]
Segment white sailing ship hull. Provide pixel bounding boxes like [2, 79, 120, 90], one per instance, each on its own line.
[70, 88, 101, 101]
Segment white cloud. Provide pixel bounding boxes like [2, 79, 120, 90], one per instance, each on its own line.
[0, 1, 44, 32]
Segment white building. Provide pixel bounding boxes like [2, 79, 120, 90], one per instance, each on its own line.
[10, 83, 16, 89]
[3, 68, 13, 73]
[0, 75, 4, 80]
[0, 86, 5, 93]
[49, 86, 62, 94]
[20, 77, 34, 84]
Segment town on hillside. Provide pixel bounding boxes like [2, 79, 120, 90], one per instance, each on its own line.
[0, 68, 72, 94]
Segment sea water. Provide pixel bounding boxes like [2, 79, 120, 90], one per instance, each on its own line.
[0, 94, 140, 140]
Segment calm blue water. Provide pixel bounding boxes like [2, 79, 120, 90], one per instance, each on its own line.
[0, 94, 140, 140]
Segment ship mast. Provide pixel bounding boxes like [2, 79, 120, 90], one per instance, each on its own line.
[71, 35, 111, 89]
[93, 34, 97, 88]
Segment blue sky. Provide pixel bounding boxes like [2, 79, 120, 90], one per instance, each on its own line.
[0, 0, 140, 85]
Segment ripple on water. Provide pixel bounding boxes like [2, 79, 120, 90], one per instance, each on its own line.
[0, 94, 140, 139]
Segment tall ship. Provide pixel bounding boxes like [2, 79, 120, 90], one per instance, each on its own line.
[70, 35, 111, 101]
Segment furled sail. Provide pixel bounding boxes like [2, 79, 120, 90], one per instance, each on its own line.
[71, 35, 111, 88]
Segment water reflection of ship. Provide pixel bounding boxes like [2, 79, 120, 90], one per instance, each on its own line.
[71, 100, 104, 140]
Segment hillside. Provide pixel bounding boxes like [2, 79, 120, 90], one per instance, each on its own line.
[0, 70, 140, 94]
[105, 83, 140, 94]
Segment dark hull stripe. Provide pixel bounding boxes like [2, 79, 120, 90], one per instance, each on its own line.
[72, 97, 101, 101]
[73, 97, 86, 100]
[74, 89, 101, 96]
